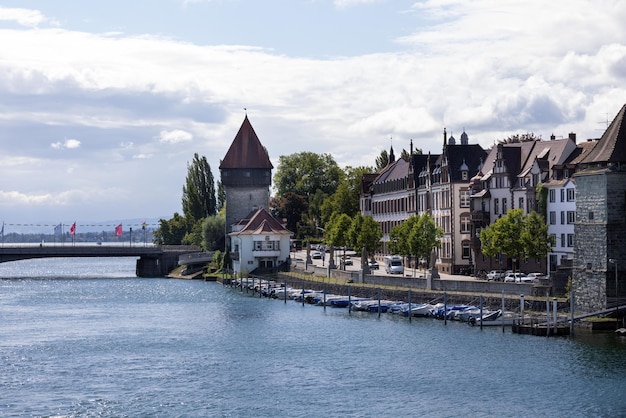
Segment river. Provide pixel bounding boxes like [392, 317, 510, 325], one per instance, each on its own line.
[1, 257, 625, 417]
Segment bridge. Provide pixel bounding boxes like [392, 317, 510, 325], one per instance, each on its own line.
[0, 245, 202, 277]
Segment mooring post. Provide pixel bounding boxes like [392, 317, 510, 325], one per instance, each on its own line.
[546, 291, 550, 337]
[348, 285, 352, 315]
[570, 289, 574, 336]
[378, 288, 381, 318]
[302, 281, 305, 306]
[501, 290, 505, 333]
[444, 292, 447, 326]
[323, 282, 327, 311]
[479, 295, 483, 330]
[408, 289, 412, 323]
[520, 294, 525, 326]
[553, 298, 558, 334]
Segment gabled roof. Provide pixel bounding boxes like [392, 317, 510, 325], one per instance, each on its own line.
[220, 116, 273, 170]
[580, 103, 626, 164]
[443, 144, 487, 182]
[373, 157, 410, 184]
[229, 207, 291, 236]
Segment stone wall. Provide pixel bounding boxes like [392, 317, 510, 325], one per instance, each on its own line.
[224, 186, 270, 234]
[573, 169, 626, 312]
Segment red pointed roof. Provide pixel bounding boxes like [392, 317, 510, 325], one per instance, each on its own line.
[220, 116, 273, 169]
[230, 207, 292, 236]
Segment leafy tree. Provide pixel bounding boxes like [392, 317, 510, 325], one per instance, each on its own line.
[326, 213, 352, 263]
[480, 208, 552, 271]
[270, 192, 308, 233]
[182, 153, 216, 221]
[375, 149, 389, 171]
[535, 182, 548, 218]
[388, 216, 416, 257]
[499, 132, 541, 144]
[201, 214, 225, 251]
[182, 220, 203, 247]
[153, 212, 188, 245]
[273, 152, 341, 197]
[349, 214, 382, 259]
[216, 180, 225, 212]
[407, 213, 443, 268]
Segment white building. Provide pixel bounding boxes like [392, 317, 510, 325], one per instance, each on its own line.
[229, 208, 293, 276]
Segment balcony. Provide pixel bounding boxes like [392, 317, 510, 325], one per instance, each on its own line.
[252, 249, 281, 257]
[470, 210, 490, 223]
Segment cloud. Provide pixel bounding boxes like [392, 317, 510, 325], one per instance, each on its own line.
[51, 139, 81, 149]
[157, 129, 193, 144]
[0, 7, 58, 28]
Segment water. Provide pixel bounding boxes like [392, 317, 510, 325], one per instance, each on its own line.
[1, 258, 626, 417]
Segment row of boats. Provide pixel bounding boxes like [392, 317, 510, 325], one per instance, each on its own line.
[230, 278, 518, 327]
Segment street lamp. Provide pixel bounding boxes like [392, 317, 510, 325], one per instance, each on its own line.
[609, 258, 618, 306]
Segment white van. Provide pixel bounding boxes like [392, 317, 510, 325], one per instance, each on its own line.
[385, 256, 404, 274]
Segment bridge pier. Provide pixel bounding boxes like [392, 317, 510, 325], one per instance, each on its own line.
[136, 252, 180, 277]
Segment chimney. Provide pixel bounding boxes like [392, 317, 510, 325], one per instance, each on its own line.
[550, 133, 555, 140]
[568, 132, 576, 142]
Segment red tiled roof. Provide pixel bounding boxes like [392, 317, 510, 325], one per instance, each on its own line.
[230, 207, 291, 236]
[220, 116, 273, 170]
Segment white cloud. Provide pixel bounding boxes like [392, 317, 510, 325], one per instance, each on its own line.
[157, 129, 193, 144]
[0, 7, 58, 28]
[51, 139, 81, 149]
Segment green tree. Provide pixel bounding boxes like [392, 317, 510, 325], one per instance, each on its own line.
[375, 149, 389, 170]
[273, 152, 341, 197]
[480, 208, 552, 271]
[201, 214, 225, 251]
[153, 212, 188, 245]
[216, 180, 225, 212]
[349, 214, 382, 259]
[326, 213, 352, 263]
[182, 153, 216, 222]
[270, 192, 308, 234]
[407, 213, 443, 268]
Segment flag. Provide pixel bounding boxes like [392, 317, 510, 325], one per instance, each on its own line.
[54, 223, 62, 236]
[1, 222, 4, 236]
[115, 224, 123, 236]
[70, 222, 76, 235]
[141, 221, 147, 230]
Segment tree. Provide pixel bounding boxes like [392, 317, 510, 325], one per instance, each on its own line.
[348, 214, 381, 259]
[326, 213, 352, 264]
[216, 180, 225, 212]
[375, 149, 389, 171]
[407, 213, 443, 268]
[270, 192, 308, 234]
[499, 132, 541, 144]
[388, 216, 416, 258]
[273, 152, 341, 197]
[182, 153, 216, 222]
[153, 212, 188, 245]
[201, 214, 225, 251]
[480, 208, 553, 271]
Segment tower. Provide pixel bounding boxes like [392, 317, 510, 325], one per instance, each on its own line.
[220, 116, 273, 241]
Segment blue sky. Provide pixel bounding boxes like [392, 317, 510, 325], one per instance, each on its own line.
[0, 0, 625, 230]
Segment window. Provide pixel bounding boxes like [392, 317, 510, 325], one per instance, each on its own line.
[519, 197, 524, 210]
[567, 188, 575, 201]
[462, 171, 468, 181]
[549, 189, 555, 203]
[560, 211, 565, 225]
[567, 211, 575, 224]
[560, 189, 565, 202]
[460, 190, 470, 207]
[494, 198, 500, 215]
[462, 242, 471, 259]
[589, 211, 594, 220]
[460, 216, 471, 233]
[560, 233, 565, 248]
[549, 211, 556, 225]
[502, 198, 507, 214]
[567, 234, 574, 247]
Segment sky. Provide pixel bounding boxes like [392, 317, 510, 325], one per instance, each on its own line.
[1, 0, 625, 231]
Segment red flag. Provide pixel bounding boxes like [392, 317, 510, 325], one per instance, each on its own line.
[115, 224, 123, 236]
[70, 222, 76, 235]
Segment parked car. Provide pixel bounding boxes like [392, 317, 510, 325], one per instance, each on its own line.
[486, 270, 505, 281]
[525, 272, 545, 283]
[311, 251, 323, 259]
[368, 260, 379, 270]
[504, 272, 527, 283]
[342, 256, 353, 266]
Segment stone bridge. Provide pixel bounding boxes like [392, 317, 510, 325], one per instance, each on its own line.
[0, 245, 201, 277]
